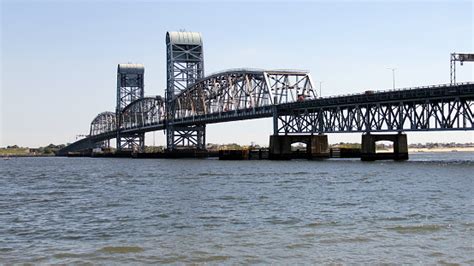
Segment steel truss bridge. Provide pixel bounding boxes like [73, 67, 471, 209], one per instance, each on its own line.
[58, 31, 474, 155]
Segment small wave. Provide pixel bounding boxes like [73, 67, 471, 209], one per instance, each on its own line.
[378, 216, 408, 221]
[286, 243, 313, 249]
[236, 180, 272, 184]
[267, 217, 301, 225]
[285, 171, 310, 176]
[216, 195, 241, 201]
[105, 202, 121, 207]
[0, 247, 14, 252]
[230, 219, 247, 225]
[190, 255, 230, 263]
[203, 223, 222, 227]
[98, 246, 144, 254]
[437, 259, 462, 265]
[334, 202, 359, 207]
[406, 213, 434, 219]
[319, 236, 372, 244]
[54, 252, 86, 259]
[197, 173, 230, 177]
[429, 251, 444, 257]
[197, 215, 225, 220]
[304, 221, 340, 227]
[386, 224, 443, 234]
[61, 235, 84, 240]
[461, 222, 474, 228]
[153, 255, 188, 263]
[411, 159, 474, 166]
[156, 213, 169, 218]
[300, 232, 318, 238]
[327, 180, 353, 184]
[172, 224, 192, 229]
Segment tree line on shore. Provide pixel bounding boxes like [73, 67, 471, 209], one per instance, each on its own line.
[1, 142, 473, 156]
[0, 144, 67, 156]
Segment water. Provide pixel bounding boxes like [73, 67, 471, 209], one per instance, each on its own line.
[1, 153, 473, 264]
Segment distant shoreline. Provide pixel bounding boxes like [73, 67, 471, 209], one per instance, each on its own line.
[1, 148, 473, 158]
[0, 154, 55, 158]
[408, 147, 474, 153]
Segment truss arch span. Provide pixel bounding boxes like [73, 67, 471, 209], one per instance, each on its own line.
[90, 111, 116, 136]
[121, 96, 166, 129]
[172, 69, 317, 119]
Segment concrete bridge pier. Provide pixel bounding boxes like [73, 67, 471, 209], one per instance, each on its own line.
[361, 132, 408, 161]
[269, 134, 330, 160]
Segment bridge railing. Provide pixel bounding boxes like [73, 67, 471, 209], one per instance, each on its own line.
[322, 82, 474, 99]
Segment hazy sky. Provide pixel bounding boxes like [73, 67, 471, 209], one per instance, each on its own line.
[1, 0, 473, 147]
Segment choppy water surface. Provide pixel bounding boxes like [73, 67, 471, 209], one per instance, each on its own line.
[1, 153, 473, 264]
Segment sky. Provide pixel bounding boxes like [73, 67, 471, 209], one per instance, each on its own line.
[1, 0, 473, 147]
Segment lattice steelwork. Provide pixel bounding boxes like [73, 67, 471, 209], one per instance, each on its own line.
[89, 111, 116, 148]
[275, 83, 474, 134]
[121, 96, 165, 129]
[173, 69, 316, 119]
[90, 111, 116, 136]
[116, 63, 145, 151]
[166, 31, 205, 150]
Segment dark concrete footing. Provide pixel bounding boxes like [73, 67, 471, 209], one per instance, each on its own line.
[135, 149, 210, 158]
[361, 133, 408, 161]
[269, 134, 329, 160]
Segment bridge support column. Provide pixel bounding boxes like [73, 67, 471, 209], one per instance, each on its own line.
[166, 125, 206, 151]
[361, 133, 408, 161]
[269, 134, 329, 160]
[117, 133, 144, 152]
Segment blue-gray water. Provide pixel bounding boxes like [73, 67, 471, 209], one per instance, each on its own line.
[1, 153, 473, 264]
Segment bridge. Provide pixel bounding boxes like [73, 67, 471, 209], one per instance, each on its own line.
[58, 31, 474, 160]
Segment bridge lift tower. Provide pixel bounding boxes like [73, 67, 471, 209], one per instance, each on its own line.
[450, 53, 474, 85]
[166, 31, 206, 150]
[116, 63, 145, 151]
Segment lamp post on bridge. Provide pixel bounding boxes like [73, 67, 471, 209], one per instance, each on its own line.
[387, 68, 396, 89]
[316, 81, 323, 98]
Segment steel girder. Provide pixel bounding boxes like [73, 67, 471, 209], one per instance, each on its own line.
[275, 84, 474, 134]
[166, 31, 205, 150]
